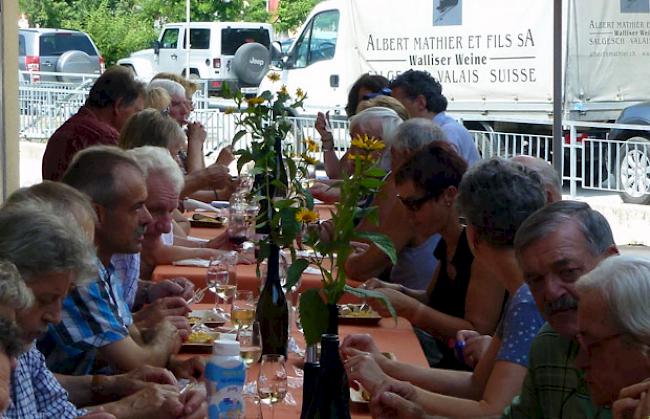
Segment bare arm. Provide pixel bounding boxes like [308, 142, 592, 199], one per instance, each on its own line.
[463, 259, 506, 336]
[97, 322, 179, 373]
[185, 122, 207, 173]
[344, 188, 414, 280]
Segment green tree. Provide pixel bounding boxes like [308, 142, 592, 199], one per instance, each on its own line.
[275, 0, 319, 33]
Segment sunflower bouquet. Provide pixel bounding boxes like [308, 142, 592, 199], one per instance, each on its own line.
[289, 133, 398, 345]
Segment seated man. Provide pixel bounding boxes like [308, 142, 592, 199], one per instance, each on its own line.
[40, 146, 200, 379]
[574, 255, 650, 417]
[0, 201, 203, 418]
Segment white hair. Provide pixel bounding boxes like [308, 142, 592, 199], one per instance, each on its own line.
[392, 118, 446, 152]
[349, 106, 403, 146]
[576, 255, 650, 345]
[127, 146, 185, 194]
[148, 79, 186, 99]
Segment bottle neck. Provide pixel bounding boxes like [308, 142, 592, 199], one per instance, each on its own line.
[264, 244, 281, 286]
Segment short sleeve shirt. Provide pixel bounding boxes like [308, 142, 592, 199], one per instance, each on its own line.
[433, 112, 481, 167]
[4, 345, 85, 418]
[495, 284, 544, 367]
[41, 106, 119, 181]
[38, 259, 133, 375]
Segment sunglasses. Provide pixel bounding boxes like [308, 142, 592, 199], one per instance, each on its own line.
[396, 192, 436, 211]
[362, 87, 392, 101]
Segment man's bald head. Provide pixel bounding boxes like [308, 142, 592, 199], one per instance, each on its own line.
[511, 155, 562, 203]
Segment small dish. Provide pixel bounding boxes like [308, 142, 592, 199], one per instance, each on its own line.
[337, 304, 382, 325]
[189, 213, 226, 228]
[181, 330, 219, 353]
[188, 309, 227, 328]
[349, 386, 370, 411]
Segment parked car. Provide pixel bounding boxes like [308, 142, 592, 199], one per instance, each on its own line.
[117, 22, 275, 95]
[19, 28, 105, 83]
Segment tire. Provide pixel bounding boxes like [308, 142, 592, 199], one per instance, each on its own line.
[56, 50, 100, 83]
[618, 135, 650, 204]
[231, 43, 271, 86]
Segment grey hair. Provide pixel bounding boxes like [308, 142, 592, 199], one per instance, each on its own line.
[4, 181, 98, 234]
[62, 145, 143, 208]
[511, 155, 562, 202]
[0, 260, 33, 310]
[127, 146, 185, 194]
[576, 255, 650, 345]
[148, 79, 186, 99]
[458, 157, 546, 248]
[0, 204, 97, 284]
[392, 118, 447, 152]
[514, 200, 614, 259]
[349, 106, 403, 147]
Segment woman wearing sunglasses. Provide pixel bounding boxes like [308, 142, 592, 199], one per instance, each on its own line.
[360, 140, 506, 369]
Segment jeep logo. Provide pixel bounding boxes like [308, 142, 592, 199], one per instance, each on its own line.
[249, 57, 265, 66]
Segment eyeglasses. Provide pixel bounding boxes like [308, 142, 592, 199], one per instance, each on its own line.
[396, 192, 436, 212]
[575, 331, 624, 357]
[362, 87, 392, 101]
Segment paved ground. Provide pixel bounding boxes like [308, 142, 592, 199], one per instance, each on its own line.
[18, 140, 650, 250]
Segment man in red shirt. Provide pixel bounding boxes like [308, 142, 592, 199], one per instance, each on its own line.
[42, 66, 146, 181]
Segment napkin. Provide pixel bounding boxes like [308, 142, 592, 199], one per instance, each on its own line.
[172, 258, 210, 267]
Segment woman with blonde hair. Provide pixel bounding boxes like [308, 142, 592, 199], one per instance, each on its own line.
[145, 87, 171, 111]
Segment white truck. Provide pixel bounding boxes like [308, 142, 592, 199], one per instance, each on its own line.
[118, 21, 275, 95]
[262, 0, 650, 202]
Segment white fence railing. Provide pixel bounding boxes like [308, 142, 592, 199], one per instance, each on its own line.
[17, 76, 650, 200]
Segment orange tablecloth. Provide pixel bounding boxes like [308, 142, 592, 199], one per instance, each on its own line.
[186, 304, 427, 418]
[152, 204, 363, 301]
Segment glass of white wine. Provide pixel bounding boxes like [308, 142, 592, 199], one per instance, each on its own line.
[206, 254, 237, 315]
[231, 290, 256, 330]
[257, 354, 287, 419]
[238, 321, 262, 369]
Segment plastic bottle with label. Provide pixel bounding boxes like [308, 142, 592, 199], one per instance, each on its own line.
[205, 337, 246, 419]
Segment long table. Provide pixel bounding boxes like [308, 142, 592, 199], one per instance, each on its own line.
[186, 304, 428, 418]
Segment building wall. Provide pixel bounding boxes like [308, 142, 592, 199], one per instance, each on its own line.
[1, 0, 20, 199]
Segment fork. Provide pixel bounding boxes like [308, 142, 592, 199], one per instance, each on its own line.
[186, 286, 208, 305]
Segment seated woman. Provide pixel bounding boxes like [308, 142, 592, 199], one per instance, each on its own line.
[359, 139, 506, 369]
[310, 106, 403, 204]
[318, 73, 390, 181]
[342, 157, 546, 418]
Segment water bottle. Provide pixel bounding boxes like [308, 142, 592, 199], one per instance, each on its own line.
[205, 338, 246, 419]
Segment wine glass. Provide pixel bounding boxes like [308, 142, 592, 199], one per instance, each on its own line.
[238, 321, 262, 369]
[231, 290, 256, 330]
[207, 254, 236, 315]
[257, 354, 287, 419]
[228, 202, 248, 250]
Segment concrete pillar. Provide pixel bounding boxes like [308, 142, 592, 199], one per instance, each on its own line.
[1, 0, 20, 200]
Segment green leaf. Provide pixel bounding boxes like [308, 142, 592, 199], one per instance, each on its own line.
[231, 129, 248, 146]
[354, 231, 397, 264]
[285, 258, 309, 292]
[358, 178, 383, 189]
[236, 150, 254, 173]
[299, 289, 329, 346]
[344, 284, 398, 324]
[364, 166, 387, 178]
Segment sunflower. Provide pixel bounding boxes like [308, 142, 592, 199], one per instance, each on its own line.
[267, 72, 281, 82]
[351, 134, 385, 152]
[347, 153, 369, 161]
[246, 97, 266, 106]
[295, 208, 320, 223]
[279, 85, 289, 96]
[301, 153, 319, 165]
[305, 137, 319, 153]
[296, 88, 306, 99]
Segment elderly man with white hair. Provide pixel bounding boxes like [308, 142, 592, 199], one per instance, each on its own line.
[573, 255, 650, 417]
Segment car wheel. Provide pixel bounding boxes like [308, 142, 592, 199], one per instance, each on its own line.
[231, 43, 271, 86]
[618, 135, 650, 204]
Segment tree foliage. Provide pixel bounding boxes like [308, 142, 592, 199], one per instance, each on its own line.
[19, 0, 317, 65]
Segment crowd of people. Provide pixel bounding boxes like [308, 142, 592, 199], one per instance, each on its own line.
[0, 64, 647, 419]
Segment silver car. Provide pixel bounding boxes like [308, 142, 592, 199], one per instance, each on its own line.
[19, 28, 104, 82]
